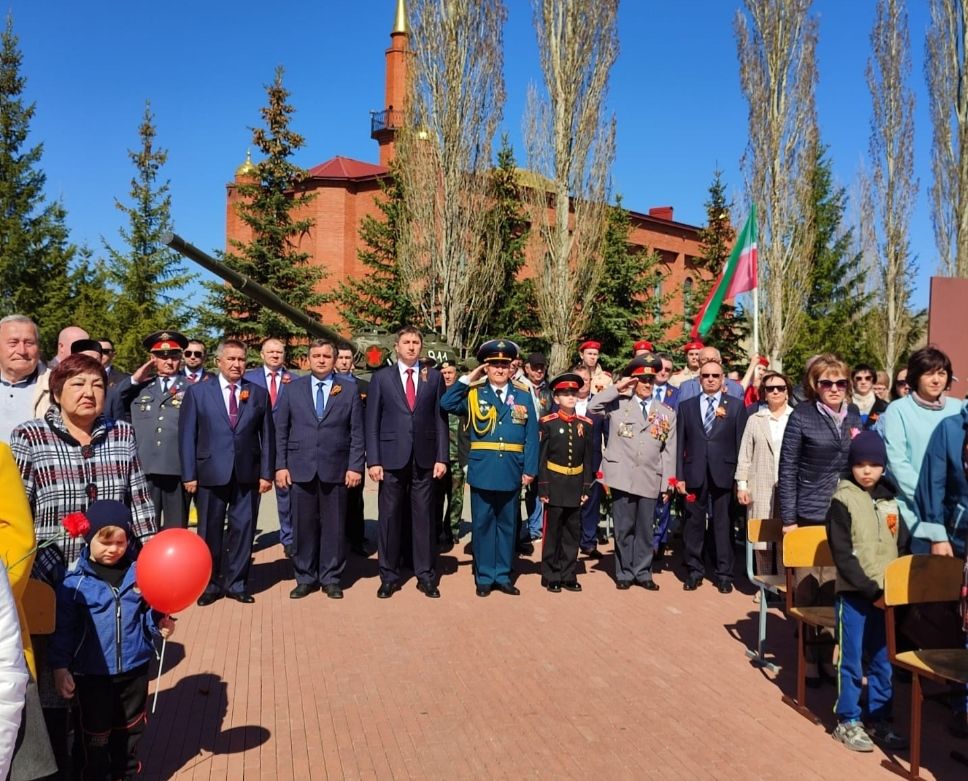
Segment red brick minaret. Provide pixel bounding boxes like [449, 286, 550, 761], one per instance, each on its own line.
[370, 0, 409, 166]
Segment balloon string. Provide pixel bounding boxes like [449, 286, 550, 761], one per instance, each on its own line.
[152, 621, 169, 714]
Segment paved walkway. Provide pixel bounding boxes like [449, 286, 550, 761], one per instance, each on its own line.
[139, 493, 963, 780]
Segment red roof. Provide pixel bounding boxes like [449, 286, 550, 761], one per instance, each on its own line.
[306, 156, 388, 182]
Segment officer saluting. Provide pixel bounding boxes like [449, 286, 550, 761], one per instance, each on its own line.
[537, 373, 595, 593]
[114, 330, 191, 529]
[440, 339, 539, 596]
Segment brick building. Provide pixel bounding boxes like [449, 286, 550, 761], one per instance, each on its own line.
[226, 0, 705, 339]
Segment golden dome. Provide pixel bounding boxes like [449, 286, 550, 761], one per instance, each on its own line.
[235, 149, 257, 178]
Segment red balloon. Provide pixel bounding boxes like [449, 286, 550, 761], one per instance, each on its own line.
[136, 529, 213, 614]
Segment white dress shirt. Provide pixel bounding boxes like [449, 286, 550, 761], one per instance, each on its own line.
[397, 360, 419, 394]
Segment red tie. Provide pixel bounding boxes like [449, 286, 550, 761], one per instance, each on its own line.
[405, 368, 416, 411]
[187, 373, 197, 383]
[228, 383, 239, 428]
[268, 371, 278, 406]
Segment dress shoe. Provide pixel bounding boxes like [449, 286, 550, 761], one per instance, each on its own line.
[283, 543, 295, 558]
[580, 547, 602, 559]
[289, 584, 318, 599]
[494, 582, 520, 596]
[196, 592, 222, 607]
[476, 585, 492, 597]
[416, 580, 441, 598]
[636, 579, 660, 591]
[377, 582, 401, 599]
[561, 581, 582, 592]
[615, 580, 633, 590]
[546, 582, 562, 593]
[597, 530, 609, 544]
[516, 542, 534, 555]
[350, 542, 369, 557]
[683, 575, 703, 591]
[323, 584, 344, 599]
[717, 580, 734, 594]
[227, 592, 255, 604]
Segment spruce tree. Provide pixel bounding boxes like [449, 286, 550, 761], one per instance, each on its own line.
[203, 66, 324, 351]
[0, 15, 76, 355]
[692, 170, 748, 369]
[584, 196, 674, 369]
[104, 102, 192, 370]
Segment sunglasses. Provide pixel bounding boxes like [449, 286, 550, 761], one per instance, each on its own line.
[763, 385, 787, 393]
[895, 380, 908, 388]
[818, 379, 849, 390]
[102, 348, 115, 355]
[700, 372, 722, 379]
[853, 374, 873, 382]
[153, 351, 182, 360]
[183, 350, 204, 358]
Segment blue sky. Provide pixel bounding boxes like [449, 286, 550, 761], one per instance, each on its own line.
[7, 0, 935, 307]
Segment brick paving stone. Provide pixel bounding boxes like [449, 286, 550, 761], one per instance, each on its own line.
[138, 495, 963, 781]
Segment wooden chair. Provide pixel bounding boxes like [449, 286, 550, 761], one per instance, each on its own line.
[780, 525, 836, 722]
[22, 579, 56, 635]
[882, 554, 968, 781]
[744, 517, 786, 671]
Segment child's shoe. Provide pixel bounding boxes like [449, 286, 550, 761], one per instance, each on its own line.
[866, 721, 909, 751]
[832, 720, 875, 752]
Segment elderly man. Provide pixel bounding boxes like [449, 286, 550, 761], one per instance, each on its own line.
[0, 315, 52, 441]
[676, 345, 745, 402]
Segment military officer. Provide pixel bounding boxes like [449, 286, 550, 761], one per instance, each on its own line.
[537, 373, 595, 593]
[114, 330, 191, 529]
[440, 340, 538, 596]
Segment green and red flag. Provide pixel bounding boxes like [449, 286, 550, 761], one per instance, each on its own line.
[690, 205, 758, 340]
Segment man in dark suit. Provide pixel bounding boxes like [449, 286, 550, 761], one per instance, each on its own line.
[180, 339, 275, 605]
[675, 359, 748, 593]
[275, 339, 364, 599]
[243, 338, 296, 557]
[182, 339, 214, 384]
[651, 351, 680, 556]
[98, 339, 131, 389]
[335, 342, 370, 556]
[365, 326, 448, 598]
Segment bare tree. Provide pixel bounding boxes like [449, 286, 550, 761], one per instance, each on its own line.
[735, 0, 819, 371]
[394, 0, 507, 351]
[863, 0, 918, 375]
[926, 0, 968, 277]
[523, 0, 618, 374]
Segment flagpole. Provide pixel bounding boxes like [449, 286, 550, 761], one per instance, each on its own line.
[751, 203, 760, 359]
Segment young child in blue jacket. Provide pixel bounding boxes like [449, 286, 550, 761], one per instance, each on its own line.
[48, 501, 173, 780]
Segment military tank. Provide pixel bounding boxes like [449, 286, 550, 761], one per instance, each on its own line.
[163, 232, 463, 377]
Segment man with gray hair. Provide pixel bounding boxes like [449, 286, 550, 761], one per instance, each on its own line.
[0, 315, 52, 441]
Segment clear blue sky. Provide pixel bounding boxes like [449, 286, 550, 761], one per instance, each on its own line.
[7, 0, 935, 308]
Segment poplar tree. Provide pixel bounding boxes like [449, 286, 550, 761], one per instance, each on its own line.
[204, 66, 324, 350]
[104, 102, 192, 370]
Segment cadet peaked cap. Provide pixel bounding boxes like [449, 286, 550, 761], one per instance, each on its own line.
[549, 372, 584, 392]
[477, 339, 519, 363]
[578, 340, 601, 352]
[623, 356, 661, 378]
[632, 339, 654, 353]
[143, 331, 188, 353]
[70, 339, 104, 356]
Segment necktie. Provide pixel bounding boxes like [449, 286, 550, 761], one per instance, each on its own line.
[161, 378, 169, 395]
[655, 386, 663, 404]
[315, 381, 325, 419]
[405, 368, 416, 411]
[703, 396, 716, 435]
[187, 372, 197, 384]
[228, 383, 239, 428]
[268, 371, 278, 407]
[496, 387, 504, 404]
[641, 399, 649, 421]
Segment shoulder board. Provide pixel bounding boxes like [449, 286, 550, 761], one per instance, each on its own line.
[540, 413, 559, 423]
[576, 415, 593, 424]
[468, 377, 486, 387]
[511, 380, 530, 392]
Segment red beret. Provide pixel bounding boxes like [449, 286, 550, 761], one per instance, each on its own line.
[682, 340, 704, 352]
[578, 340, 601, 352]
[757, 356, 769, 367]
[633, 340, 654, 352]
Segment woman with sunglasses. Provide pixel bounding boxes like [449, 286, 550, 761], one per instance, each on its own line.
[736, 371, 794, 580]
[879, 346, 962, 547]
[891, 367, 909, 400]
[851, 364, 888, 430]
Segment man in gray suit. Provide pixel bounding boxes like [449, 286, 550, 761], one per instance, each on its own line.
[114, 330, 191, 529]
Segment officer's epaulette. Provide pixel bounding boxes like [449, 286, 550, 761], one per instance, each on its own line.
[576, 414, 593, 425]
[511, 380, 530, 393]
[540, 412, 559, 424]
[468, 377, 487, 387]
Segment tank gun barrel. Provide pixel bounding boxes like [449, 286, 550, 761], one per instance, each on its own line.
[162, 231, 342, 343]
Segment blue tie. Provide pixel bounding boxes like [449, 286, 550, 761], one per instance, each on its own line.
[703, 396, 716, 435]
[315, 381, 325, 418]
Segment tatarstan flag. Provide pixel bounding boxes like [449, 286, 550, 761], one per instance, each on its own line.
[690, 205, 758, 340]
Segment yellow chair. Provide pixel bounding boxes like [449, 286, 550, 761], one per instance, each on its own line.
[22, 579, 56, 635]
[882, 555, 968, 781]
[780, 525, 836, 722]
[744, 518, 786, 671]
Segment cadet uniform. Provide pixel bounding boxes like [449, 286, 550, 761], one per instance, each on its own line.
[579, 340, 613, 394]
[668, 339, 704, 389]
[537, 374, 595, 592]
[115, 331, 191, 529]
[440, 340, 538, 595]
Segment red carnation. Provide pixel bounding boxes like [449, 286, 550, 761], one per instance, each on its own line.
[595, 470, 604, 480]
[685, 493, 697, 503]
[63, 512, 91, 538]
[667, 477, 678, 487]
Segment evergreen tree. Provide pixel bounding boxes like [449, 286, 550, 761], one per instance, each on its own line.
[327, 162, 419, 333]
[784, 146, 875, 380]
[692, 170, 748, 368]
[0, 15, 76, 355]
[584, 197, 674, 370]
[203, 66, 324, 351]
[104, 102, 192, 370]
[67, 248, 117, 344]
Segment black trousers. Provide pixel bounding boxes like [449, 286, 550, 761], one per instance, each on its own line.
[377, 460, 436, 584]
[75, 665, 149, 781]
[683, 477, 734, 581]
[147, 473, 188, 530]
[198, 479, 260, 596]
[541, 504, 581, 583]
[291, 479, 346, 586]
[345, 479, 366, 545]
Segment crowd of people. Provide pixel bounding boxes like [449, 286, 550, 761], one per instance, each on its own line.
[2, 310, 968, 776]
